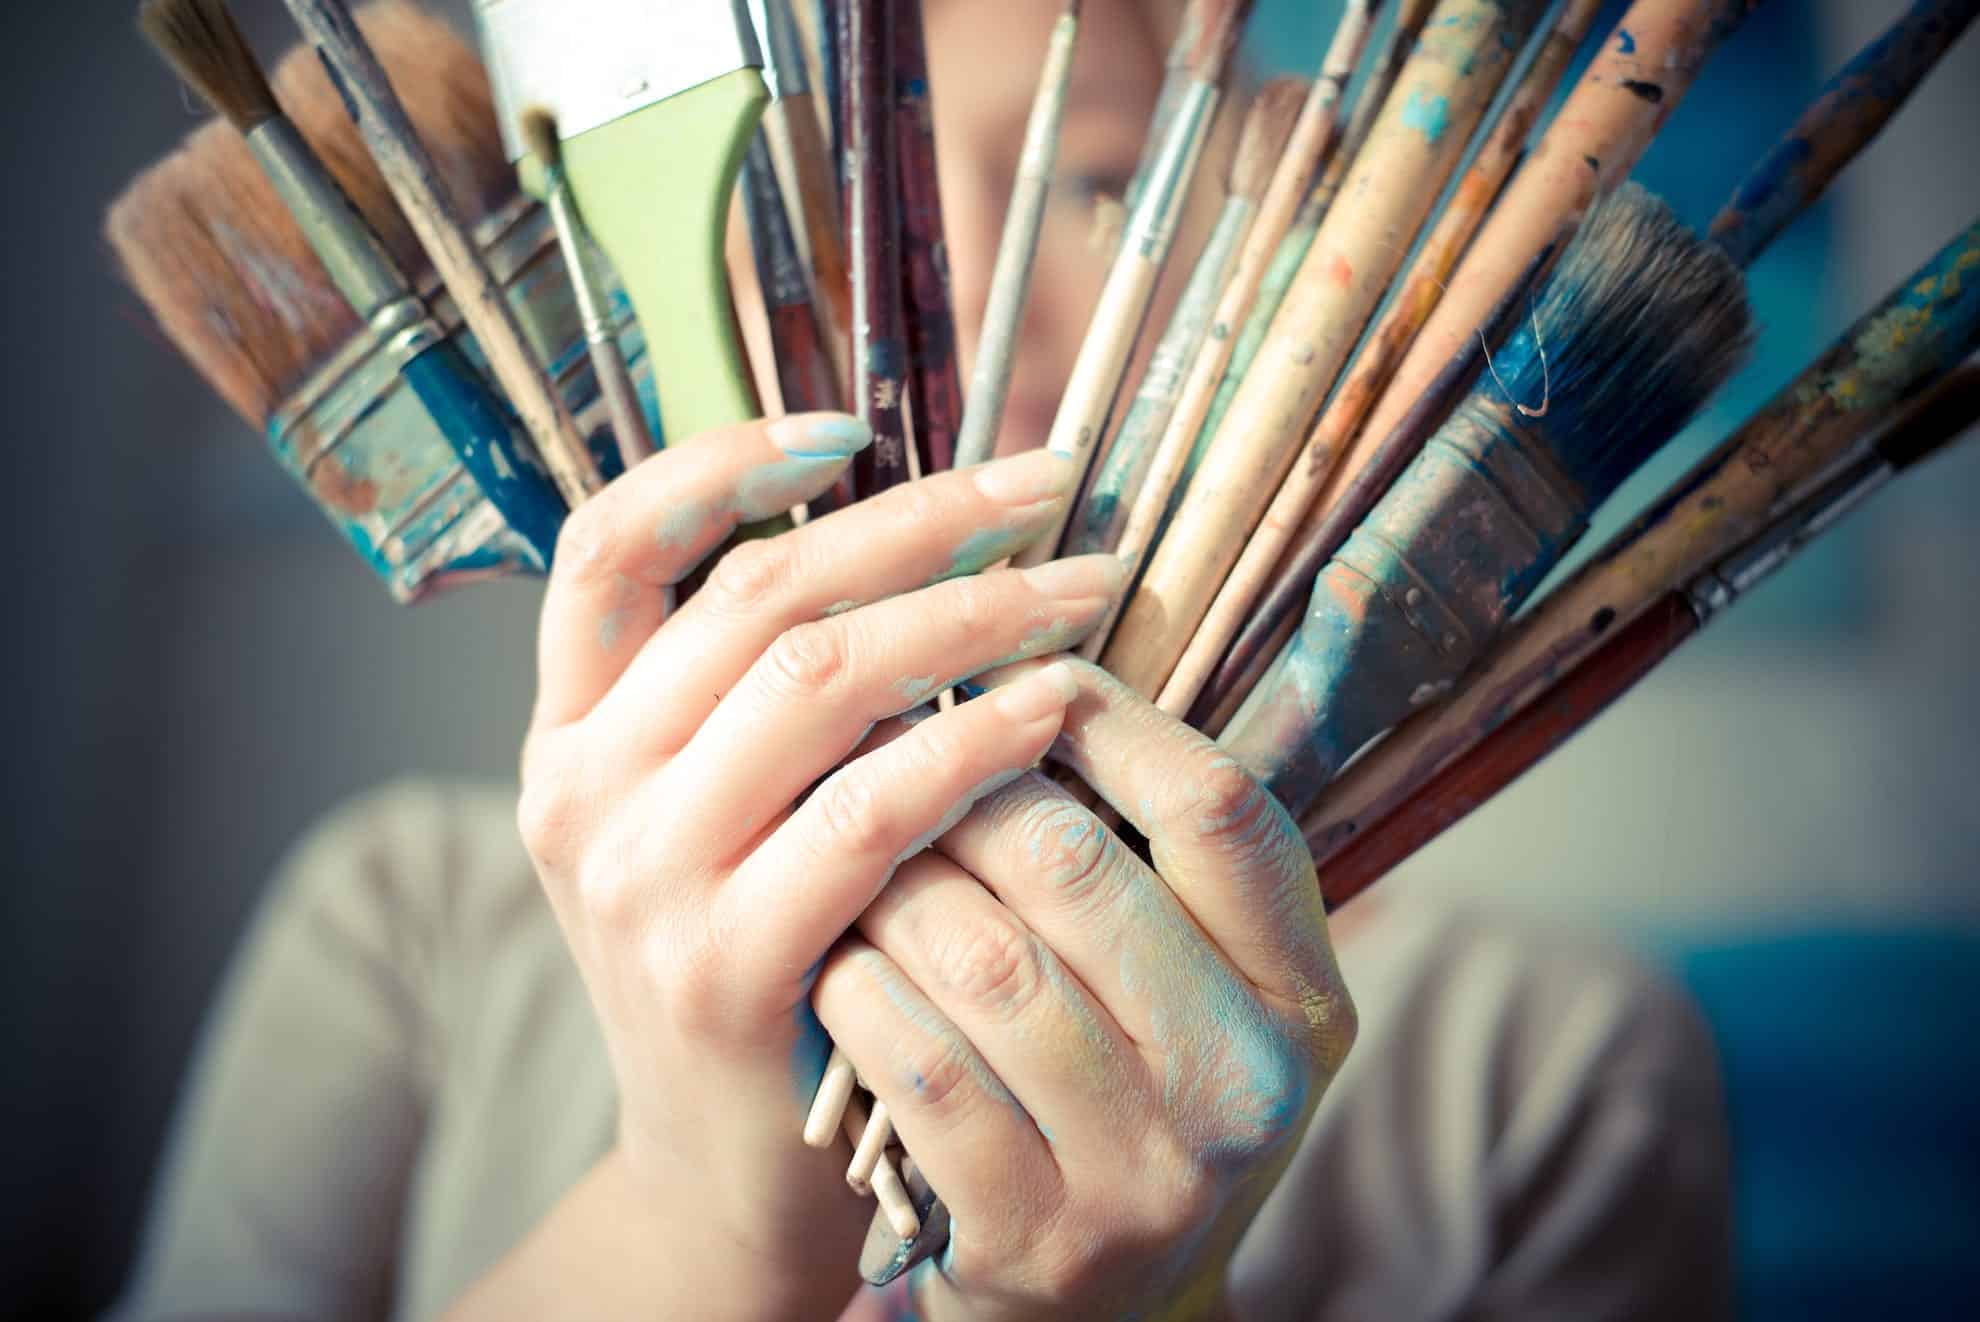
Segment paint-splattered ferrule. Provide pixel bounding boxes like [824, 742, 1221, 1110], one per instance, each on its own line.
[267, 196, 649, 603]
[1223, 402, 1590, 810]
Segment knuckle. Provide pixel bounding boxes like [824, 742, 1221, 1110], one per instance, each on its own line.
[812, 773, 895, 859]
[762, 621, 849, 697]
[551, 497, 616, 585]
[515, 770, 579, 874]
[1019, 799, 1115, 907]
[943, 573, 1002, 637]
[1189, 757, 1274, 845]
[898, 1032, 977, 1114]
[926, 916, 1041, 1017]
[702, 536, 796, 616]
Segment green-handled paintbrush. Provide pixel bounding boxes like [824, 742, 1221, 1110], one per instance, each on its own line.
[473, 0, 769, 442]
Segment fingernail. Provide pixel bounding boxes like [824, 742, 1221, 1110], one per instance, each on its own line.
[769, 413, 873, 459]
[993, 661, 1079, 722]
[1020, 554, 1126, 600]
[972, 449, 1076, 505]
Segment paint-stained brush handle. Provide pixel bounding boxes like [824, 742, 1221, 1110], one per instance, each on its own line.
[843, 0, 913, 493]
[894, 0, 964, 475]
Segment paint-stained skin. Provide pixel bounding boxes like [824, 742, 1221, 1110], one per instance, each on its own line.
[1709, 0, 1980, 269]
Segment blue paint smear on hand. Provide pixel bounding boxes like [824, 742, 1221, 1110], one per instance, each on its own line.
[1617, 27, 1636, 55]
[1400, 89, 1452, 145]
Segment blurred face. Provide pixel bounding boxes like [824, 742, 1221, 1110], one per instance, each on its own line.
[925, 0, 1170, 456]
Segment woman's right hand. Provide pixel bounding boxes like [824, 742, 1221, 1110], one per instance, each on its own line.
[512, 412, 1120, 1318]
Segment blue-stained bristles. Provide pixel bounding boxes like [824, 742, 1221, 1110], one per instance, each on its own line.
[1471, 182, 1754, 503]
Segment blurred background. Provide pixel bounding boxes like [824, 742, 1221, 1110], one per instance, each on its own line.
[3, 0, 1975, 1316]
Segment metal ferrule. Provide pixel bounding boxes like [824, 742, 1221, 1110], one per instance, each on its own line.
[475, 0, 761, 161]
[267, 197, 648, 602]
[246, 117, 416, 321]
[748, 0, 812, 99]
[1686, 451, 1891, 625]
[543, 175, 619, 350]
[1123, 79, 1218, 260]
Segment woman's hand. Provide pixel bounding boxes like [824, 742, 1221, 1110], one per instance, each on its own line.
[512, 413, 1122, 1320]
[818, 662, 1358, 1322]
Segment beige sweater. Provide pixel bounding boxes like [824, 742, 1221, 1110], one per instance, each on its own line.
[112, 779, 1732, 1321]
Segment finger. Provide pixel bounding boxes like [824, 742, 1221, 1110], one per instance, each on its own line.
[533, 412, 871, 728]
[673, 556, 1121, 832]
[813, 938, 1060, 1269]
[714, 661, 1079, 999]
[1047, 662, 1353, 1064]
[853, 850, 1153, 1172]
[594, 448, 1079, 749]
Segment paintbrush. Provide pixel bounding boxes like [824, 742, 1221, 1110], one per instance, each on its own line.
[1159, 0, 1608, 718]
[122, 0, 579, 596]
[1220, 184, 1752, 814]
[1709, 0, 1980, 267]
[1204, 0, 1980, 729]
[470, 0, 769, 447]
[1070, 4, 1379, 633]
[893, 0, 964, 476]
[1189, 237, 1561, 731]
[1066, 76, 1311, 557]
[1324, 0, 1757, 547]
[1315, 359, 1980, 902]
[1302, 213, 1980, 859]
[1096, 0, 1550, 694]
[752, 0, 855, 387]
[1184, 0, 1438, 481]
[952, 0, 1082, 470]
[841, 0, 913, 493]
[519, 109, 657, 474]
[278, 0, 601, 508]
[1011, 0, 1258, 568]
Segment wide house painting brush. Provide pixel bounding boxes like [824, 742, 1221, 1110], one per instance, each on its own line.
[1221, 183, 1753, 815]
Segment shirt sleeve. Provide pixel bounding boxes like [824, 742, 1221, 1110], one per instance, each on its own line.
[107, 782, 471, 1322]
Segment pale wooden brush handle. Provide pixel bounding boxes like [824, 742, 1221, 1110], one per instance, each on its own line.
[1101, 0, 1545, 698]
[1157, 0, 1605, 717]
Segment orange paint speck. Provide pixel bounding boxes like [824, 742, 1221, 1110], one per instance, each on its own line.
[1327, 253, 1354, 288]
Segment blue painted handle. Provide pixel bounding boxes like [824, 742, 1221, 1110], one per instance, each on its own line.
[402, 343, 567, 563]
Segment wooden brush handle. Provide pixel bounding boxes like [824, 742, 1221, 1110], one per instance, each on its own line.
[1315, 592, 1697, 905]
[1221, 404, 1589, 813]
[843, 0, 913, 493]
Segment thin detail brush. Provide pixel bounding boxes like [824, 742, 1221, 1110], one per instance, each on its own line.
[1189, 0, 1437, 459]
[1303, 215, 1980, 859]
[521, 109, 656, 474]
[1315, 360, 1980, 901]
[893, 0, 964, 475]
[1011, 0, 1258, 568]
[1709, 0, 1980, 268]
[1220, 185, 1752, 814]
[1067, 76, 1311, 557]
[952, 0, 1081, 470]
[1098, 0, 1549, 695]
[136, 0, 565, 559]
[1161, 0, 1605, 718]
[1074, 4, 1377, 644]
[282, 0, 602, 507]
[843, 0, 913, 492]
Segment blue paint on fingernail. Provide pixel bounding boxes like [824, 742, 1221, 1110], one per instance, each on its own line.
[772, 413, 873, 458]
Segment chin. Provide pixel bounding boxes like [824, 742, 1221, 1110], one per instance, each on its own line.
[991, 400, 1057, 458]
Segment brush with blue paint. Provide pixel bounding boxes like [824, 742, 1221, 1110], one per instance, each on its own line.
[1220, 183, 1753, 815]
[130, 0, 568, 582]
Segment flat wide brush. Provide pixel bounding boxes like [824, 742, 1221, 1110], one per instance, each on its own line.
[1222, 184, 1752, 814]
[473, 0, 769, 443]
[1302, 213, 1980, 859]
[136, 0, 564, 561]
[1315, 361, 1980, 902]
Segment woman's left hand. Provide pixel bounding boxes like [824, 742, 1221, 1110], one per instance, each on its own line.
[816, 660, 1358, 1322]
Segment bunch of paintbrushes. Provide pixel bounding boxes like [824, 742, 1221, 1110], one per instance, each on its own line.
[113, 0, 1980, 1289]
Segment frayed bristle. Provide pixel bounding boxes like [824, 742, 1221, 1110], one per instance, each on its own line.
[107, 1, 513, 428]
[1230, 76, 1308, 202]
[138, 0, 278, 132]
[519, 108, 561, 170]
[1471, 182, 1753, 502]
